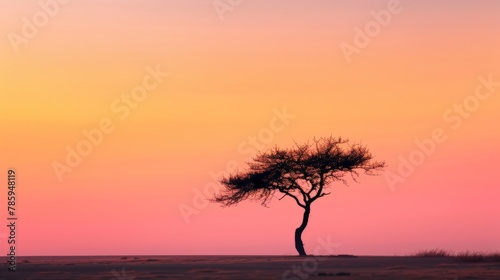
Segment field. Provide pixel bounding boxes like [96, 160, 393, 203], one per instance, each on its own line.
[1, 255, 500, 279]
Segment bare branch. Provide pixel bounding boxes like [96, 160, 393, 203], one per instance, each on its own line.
[279, 189, 306, 208]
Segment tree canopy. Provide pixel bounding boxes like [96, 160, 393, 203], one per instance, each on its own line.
[213, 136, 385, 208]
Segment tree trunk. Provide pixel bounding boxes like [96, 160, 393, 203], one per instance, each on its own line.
[294, 205, 311, 256]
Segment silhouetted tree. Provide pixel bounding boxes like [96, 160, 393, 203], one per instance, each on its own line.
[212, 136, 385, 256]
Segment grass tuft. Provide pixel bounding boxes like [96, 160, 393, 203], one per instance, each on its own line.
[456, 251, 500, 262]
[413, 249, 452, 258]
[412, 249, 500, 262]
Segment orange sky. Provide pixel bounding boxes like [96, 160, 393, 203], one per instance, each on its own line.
[0, 0, 499, 256]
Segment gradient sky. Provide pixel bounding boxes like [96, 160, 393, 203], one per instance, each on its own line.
[0, 0, 499, 256]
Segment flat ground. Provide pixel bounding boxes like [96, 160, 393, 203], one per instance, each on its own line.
[1, 255, 499, 279]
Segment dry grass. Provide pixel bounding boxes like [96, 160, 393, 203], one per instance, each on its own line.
[413, 249, 452, 258]
[456, 251, 500, 262]
[413, 249, 500, 262]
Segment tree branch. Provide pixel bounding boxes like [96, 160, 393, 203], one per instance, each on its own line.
[279, 189, 306, 208]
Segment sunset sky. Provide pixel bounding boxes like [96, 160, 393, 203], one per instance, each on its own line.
[0, 0, 499, 256]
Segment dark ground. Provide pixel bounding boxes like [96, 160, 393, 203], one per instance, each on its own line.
[1, 255, 499, 279]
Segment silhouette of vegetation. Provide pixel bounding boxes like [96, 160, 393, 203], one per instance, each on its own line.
[413, 249, 451, 258]
[457, 251, 500, 262]
[413, 249, 500, 262]
[212, 136, 386, 256]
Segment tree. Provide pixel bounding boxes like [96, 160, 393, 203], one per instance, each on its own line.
[211, 136, 386, 256]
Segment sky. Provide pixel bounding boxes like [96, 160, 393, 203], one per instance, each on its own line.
[0, 0, 499, 256]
